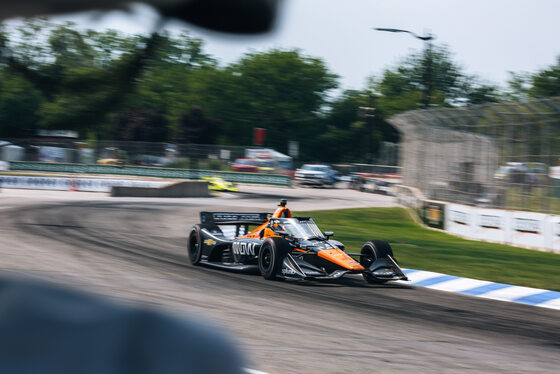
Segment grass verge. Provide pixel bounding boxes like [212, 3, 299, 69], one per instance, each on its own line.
[295, 207, 560, 291]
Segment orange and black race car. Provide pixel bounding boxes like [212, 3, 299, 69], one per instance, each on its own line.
[188, 200, 408, 283]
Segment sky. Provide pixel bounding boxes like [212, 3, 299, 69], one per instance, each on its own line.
[18, 0, 560, 92]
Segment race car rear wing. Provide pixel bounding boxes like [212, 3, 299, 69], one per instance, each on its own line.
[200, 212, 271, 225]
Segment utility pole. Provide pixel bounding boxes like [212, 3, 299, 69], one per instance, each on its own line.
[359, 106, 376, 163]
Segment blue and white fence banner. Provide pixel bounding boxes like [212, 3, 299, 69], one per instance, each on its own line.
[400, 269, 560, 310]
[0, 175, 172, 192]
[8, 161, 292, 186]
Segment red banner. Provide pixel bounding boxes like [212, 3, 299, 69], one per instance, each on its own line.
[253, 128, 267, 145]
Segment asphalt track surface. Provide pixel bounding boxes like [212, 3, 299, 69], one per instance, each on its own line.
[1, 188, 559, 373]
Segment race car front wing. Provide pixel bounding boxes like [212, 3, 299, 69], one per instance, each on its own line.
[278, 253, 409, 282]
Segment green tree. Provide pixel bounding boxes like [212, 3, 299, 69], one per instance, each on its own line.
[370, 44, 500, 115]
[129, 31, 217, 128]
[3, 21, 168, 137]
[112, 108, 169, 142]
[176, 107, 221, 144]
[505, 72, 531, 101]
[210, 49, 338, 152]
[505, 57, 560, 100]
[463, 78, 501, 105]
[0, 70, 44, 137]
[529, 56, 560, 98]
[369, 71, 423, 116]
[313, 90, 398, 163]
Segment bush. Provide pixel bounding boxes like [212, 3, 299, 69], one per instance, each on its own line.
[165, 158, 191, 169]
[165, 158, 228, 171]
[200, 159, 228, 171]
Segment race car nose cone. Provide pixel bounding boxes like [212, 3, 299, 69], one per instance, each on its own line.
[318, 249, 365, 271]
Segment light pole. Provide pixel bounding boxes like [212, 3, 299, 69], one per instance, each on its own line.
[358, 107, 376, 163]
[374, 27, 435, 108]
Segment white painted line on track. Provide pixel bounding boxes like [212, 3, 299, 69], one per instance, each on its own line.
[244, 368, 270, 374]
[539, 298, 560, 310]
[401, 269, 445, 283]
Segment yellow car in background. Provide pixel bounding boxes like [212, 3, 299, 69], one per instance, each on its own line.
[96, 158, 126, 166]
[255, 158, 276, 173]
[96, 147, 128, 165]
[201, 176, 239, 192]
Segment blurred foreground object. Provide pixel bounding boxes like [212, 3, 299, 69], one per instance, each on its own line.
[0, 0, 280, 34]
[0, 275, 246, 374]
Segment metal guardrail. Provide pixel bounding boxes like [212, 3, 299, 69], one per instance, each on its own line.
[7, 162, 292, 186]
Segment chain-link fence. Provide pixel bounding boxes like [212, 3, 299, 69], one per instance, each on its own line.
[2, 137, 404, 173]
[1, 140, 254, 171]
[388, 97, 560, 213]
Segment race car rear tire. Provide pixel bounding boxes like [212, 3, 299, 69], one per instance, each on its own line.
[258, 238, 289, 280]
[187, 226, 203, 265]
[360, 240, 393, 284]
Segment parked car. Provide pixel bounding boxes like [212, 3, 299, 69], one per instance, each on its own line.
[350, 174, 397, 195]
[494, 165, 513, 181]
[96, 147, 128, 165]
[231, 158, 259, 172]
[254, 158, 277, 173]
[494, 162, 547, 185]
[294, 164, 337, 186]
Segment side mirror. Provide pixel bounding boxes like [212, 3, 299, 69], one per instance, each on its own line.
[324, 231, 334, 239]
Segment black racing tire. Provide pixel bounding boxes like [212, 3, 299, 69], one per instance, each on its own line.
[360, 240, 394, 284]
[187, 225, 203, 265]
[258, 237, 290, 280]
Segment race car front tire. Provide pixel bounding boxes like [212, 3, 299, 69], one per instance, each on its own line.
[187, 226, 203, 265]
[360, 240, 394, 284]
[258, 237, 289, 280]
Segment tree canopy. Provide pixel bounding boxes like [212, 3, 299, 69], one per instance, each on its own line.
[0, 20, 558, 163]
[368, 44, 504, 115]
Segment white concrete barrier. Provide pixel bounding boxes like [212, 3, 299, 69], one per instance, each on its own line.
[550, 216, 560, 252]
[111, 181, 209, 198]
[429, 199, 559, 253]
[509, 211, 548, 249]
[445, 204, 474, 238]
[472, 208, 509, 244]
